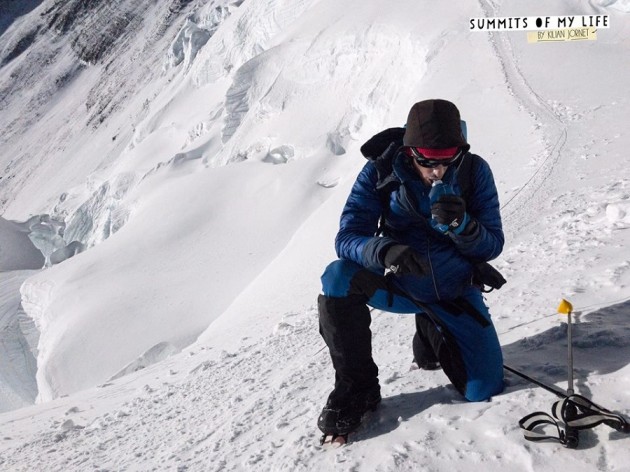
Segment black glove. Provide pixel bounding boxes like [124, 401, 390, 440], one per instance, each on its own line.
[431, 195, 468, 233]
[383, 244, 429, 276]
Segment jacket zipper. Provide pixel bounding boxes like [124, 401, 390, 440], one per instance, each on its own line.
[401, 184, 441, 301]
[426, 239, 441, 301]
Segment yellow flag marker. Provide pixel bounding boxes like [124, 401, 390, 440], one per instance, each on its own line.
[558, 298, 573, 315]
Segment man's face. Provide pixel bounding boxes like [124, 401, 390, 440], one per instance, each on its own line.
[411, 159, 449, 186]
[405, 146, 461, 186]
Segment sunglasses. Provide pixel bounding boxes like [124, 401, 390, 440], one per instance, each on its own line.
[405, 147, 463, 168]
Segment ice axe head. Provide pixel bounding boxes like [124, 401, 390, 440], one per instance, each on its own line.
[558, 299, 573, 315]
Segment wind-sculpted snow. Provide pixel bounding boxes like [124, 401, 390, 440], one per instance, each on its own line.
[0, 216, 47, 410]
[190, 0, 318, 85]
[0, 271, 39, 413]
[108, 342, 179, 381]
[218, 25, 423, 165]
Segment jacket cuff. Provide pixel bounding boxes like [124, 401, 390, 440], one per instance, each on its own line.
[448, 218, 479, 242]
[362, 237, 397, 269]
[449, 212, 471, 235]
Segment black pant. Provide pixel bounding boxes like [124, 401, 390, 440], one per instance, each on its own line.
[318, 294, 379, 404]
[319, 293, 472, 401]
[319, 260, 504, 402]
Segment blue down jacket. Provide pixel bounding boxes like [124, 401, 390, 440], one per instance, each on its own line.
[335, 151, 504, 303]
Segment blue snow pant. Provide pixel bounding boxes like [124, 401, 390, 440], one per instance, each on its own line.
[319, 259, 504, 402]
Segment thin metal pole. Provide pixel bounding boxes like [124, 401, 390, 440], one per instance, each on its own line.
[564, 309, 579, 447]
[567, 311, 574, 395]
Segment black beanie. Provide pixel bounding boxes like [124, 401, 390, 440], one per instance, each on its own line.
[403, 99, 469, 151]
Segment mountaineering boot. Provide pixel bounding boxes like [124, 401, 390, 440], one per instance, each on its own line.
[318, 294, 380, 436]
[317, 385, 382, 436]
[413, 313, 441, 370]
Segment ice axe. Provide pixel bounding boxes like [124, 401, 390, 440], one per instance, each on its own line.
[558, 298, 579, 448]
[509, 299, 630, 447]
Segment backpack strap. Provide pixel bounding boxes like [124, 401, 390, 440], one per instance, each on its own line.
[437, 297, 491, 327]
[360, 127, 406, 160]
[360, 128, 405, 236]
[372, 142, 402, 236]
[453, 152, 477, 202]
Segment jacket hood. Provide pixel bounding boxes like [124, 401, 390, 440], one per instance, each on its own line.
[403, 99, 470, 152]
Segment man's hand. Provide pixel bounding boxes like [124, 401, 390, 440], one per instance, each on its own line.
[431, 195, 468, 232]
[383, 245, 430, 276]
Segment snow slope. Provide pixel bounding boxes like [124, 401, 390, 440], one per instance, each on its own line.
[1, 0, 630, 470]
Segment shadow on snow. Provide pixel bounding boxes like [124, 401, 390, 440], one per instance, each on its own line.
[352, 300, 630, 446]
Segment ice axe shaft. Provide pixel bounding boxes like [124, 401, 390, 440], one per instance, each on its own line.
[558, 299, 575, 395]
[558, 298, 578, 448]
[567, 310, 574, 395]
